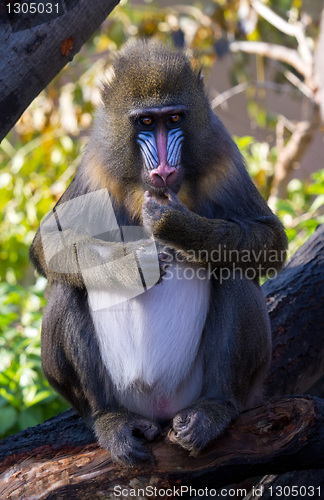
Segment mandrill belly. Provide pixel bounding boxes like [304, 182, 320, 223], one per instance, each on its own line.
[87, 263, 211, 420]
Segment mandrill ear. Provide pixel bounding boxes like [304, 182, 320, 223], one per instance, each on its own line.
[101, 66, 116, 99]
[104, 65, 116, 86]
[187, 54, 204, 87]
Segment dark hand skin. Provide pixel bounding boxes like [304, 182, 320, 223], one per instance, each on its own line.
[168, 400, 236, 454]
[142, 190, 188, 235]
[94, 411, 161, 464]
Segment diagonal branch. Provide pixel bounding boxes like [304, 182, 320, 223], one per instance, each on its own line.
[230, 41, 307, 78]
[211, 81, 293, 110]
[268, 104, 321, 209]
[250, 0, 313, 70]
[0, 0, 119, 142]
[251, 0, 302, 38]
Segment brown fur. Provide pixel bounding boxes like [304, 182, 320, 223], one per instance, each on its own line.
[29, 39, 287, 465]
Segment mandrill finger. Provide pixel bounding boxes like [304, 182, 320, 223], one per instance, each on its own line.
[166, 189, 179, 203]
[158, 252, 170, 262]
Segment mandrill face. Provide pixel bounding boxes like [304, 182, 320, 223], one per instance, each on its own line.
[98, 40, 211, 204]
[132, 104, 187, 195]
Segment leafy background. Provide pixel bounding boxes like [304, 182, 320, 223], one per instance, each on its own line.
[0, 0, 323, 438]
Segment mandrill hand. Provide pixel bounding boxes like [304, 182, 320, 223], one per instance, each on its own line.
[142, 190, 188, 235]
[94, 411, 161, 465]
[168, 400, 238, 456]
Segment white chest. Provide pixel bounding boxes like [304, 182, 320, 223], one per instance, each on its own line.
[88, 263, 211, 419]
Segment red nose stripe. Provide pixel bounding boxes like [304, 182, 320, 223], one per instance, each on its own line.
[156, 122, 168, 167]
[151, 124, 178, 187]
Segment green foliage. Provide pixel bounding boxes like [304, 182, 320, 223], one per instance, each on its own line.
[235, 135, 276, 199]
[0, 133, 82, 285]
[0, 279, 68, 437]
[277, 171, 324, 254]
[236, 136, 324, 254]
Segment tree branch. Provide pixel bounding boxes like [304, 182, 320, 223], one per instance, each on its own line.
[264, 224, 324, 396]
[0, 0, 119, 142]
[283, 69, 314, 99]
[314, 7, 324, 121]
[268, 104, 321, 208]
[250, 0, 303, 38]
[0, 396, 324, 497]
[210, 81, 290, 110]
[230, 41, 307, 78]
[250, 0, 313, 72]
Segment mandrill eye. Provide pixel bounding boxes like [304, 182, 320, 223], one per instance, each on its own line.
[168, 114, 181, 126]
[139, 116, 154, 127]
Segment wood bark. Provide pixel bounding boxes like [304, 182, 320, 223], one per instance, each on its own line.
[0, 225, 323, 498]
[1, 396, 324, 499]
[264, 224, 324, 397]
[0, 0, 119, 142]
[247, 224, 324, 500]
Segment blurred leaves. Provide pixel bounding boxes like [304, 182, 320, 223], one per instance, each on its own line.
[277, 170, 324, 253]
[236, 135, 324, 253]
[0, 279, 69, 437]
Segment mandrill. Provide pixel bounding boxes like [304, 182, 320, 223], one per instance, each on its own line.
[30, 39, 287, 464]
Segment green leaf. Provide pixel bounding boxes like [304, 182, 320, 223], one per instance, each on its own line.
[26, 390, 53, 407]
[309, 195, 324, 213]
[0, 388, 21, 408]
[18, 408, 42, 431]
[276, 200, 296, 216]
[234, 136, 254, 149]
[0, 406, 18, 434]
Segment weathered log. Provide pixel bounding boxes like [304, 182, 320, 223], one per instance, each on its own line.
[0, 396, 324, 499]
[0, 0, 119, 142]
[264, 224, 324, 396]
[0, 225, 323, 498]
[1, 396, 324, 499]
[245, 225, 324, 500]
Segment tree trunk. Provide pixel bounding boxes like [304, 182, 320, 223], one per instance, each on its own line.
[263, 224, 324, 397]
[247, 225, 324, 500]
[0, 0, 119, 142]
[0, 225, 323, 498]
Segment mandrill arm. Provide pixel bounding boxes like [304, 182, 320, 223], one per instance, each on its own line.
[142, 178, 287, 275]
